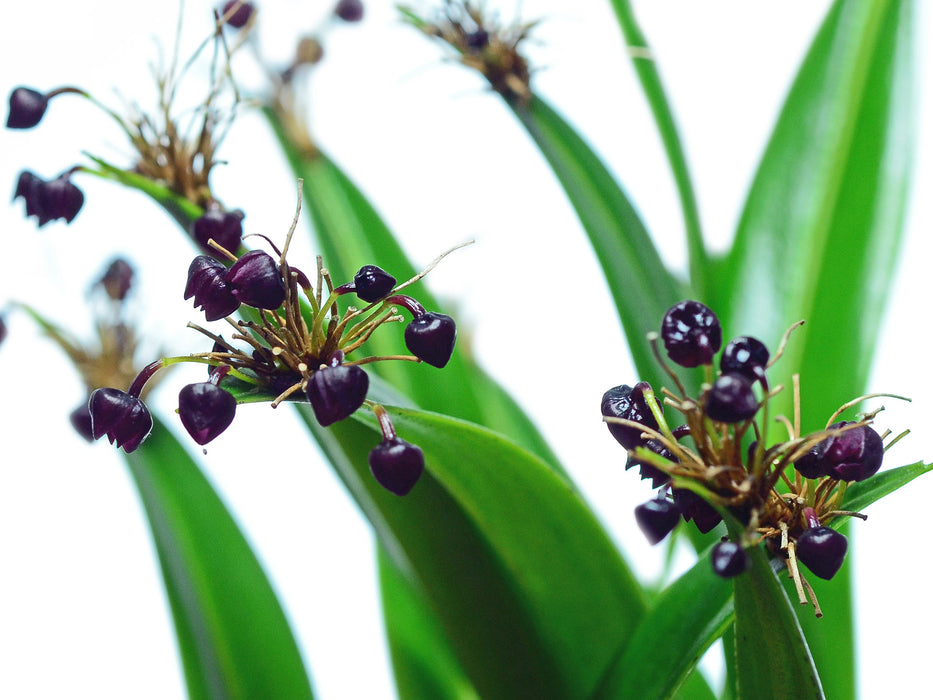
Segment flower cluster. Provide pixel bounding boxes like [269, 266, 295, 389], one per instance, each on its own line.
[86, 208, 460, 497]
[602, 300, 904, 614]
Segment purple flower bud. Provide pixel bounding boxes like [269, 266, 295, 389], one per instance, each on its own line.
[334, 0, 364, 22]
[226, 250, 286, 310]
[634, 498, 680, 544]
[601, 382, 661, 450]
[711, 541, 748, 578]
[720, 336, 770, 383]
[796, 526, 848, 580]
[305, 362, 369, 427]
[404, 311, 456, 368]
[625, 438, 673, 488]
[221, 1, 254, 28]
[795, 421, 884, 482]
[369, 437, 424, 496]
[673, 488, 722, 534]
[178, 382, 237, 445]
[6, 87, 48, 129]
[661, 300, 722, 368]
[191, 208, 244, 257]
[184, 255, 241, 321]
[88, 387, 153, 452]
[14, 170, 84, 226]
[704, 373, 759, 423]
[352, 264, 396, 302]
[70, 402, 95, 442]
[98, 258, 135, 301]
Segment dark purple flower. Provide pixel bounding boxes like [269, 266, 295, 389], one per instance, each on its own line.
[98, 258, 135, 301]
[178, 382, 237, 445]
[88, 387, 153, 452]
[711, 541, 748, 578]
[221, 1, 254, 28]
[369, 437, 424, 496]
[226, 250, 286, 310]
[6, 87, 48, 129]
[334, 0, 364, 22]
[601, 382, 661, 450]
[704, 373, 759, 423]
[14, 170, 84, 226]
[661, 300, 722, 368]
[404, 312, 456, 368]
[720, 336, 770, 383]
[673, 488, 722, 534]
[796, 526, 848, 580]
[634, 498, 680, 544]
[305, 362, 369, 427]
[184, 255, 241, 321]
[191, 208, 244, 257]
[794, 421, 884, 482]
[352, 264, 396, 302]
[70, 402, 95, 442]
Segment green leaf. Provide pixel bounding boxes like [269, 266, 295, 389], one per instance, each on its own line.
[305, 405, 646, 699]
[508, 95, 685, 393]
[841, 460, 933, 514]
[594, 548, 731, 700]
[378, 546, 479, 700]
[732, 548, 824, 700]
[606, 0, 709, 297]
[124, 417, 314, 700]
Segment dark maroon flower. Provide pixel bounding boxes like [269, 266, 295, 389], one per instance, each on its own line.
[720, 336, 770, 383]
[178, 382, 237, 445]
[14, 170, 84, 226]
[352, 264, 396, 302]
[661, 300, 722, 368]
[98, 258, 135, 301]
[704, 373, 758, 423]
[404, 312, 456, 368]
[625, 439, 673, 488]
[191, 208, 244, 257]
[305, 362, 369, 427]
[601, 382, 661, 450]
[369, 437, 424, 496]
[184, 255, 241, 321]
[334, 0, 364, 22]
[221, 1, 254, 28]
[794, 421, 884, 482]
[7, 87, 48, 129]
[711, 541, 748, 578]
[0, 314, 7, 346]
[88, 387, 153, 452]
[634, 498, 680, 544]
[226, 250, 286, 310]
[673, 488, 722, 534]
[70, 402, 95, 442]
[796, 526, 848, 580]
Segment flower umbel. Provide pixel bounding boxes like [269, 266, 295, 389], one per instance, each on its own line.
[602, 300, 909, 616]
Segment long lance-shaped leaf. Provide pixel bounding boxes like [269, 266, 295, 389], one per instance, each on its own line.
[377, 545, 480, 700]
[508, 96, 685, 395]
[842, 460, 933, 513]
[124, 417, 314, 700]
[710, 2, 916, 697]
[594, 547, 730, 700]
[303, 404, 647, 700]
[606, 0, 708, 298]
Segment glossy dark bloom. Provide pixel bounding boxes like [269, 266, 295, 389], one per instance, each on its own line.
[661, 300, 722, 368]
[352, 264, 396, 302]
[711, 541, 749, 578]
[14, 170, 84, 226]
[178, 382, 237, 445]
[720, 336, 769, 382]
[226, 250, 286, 310]
[601, 382, 661, 450]
[674, 488, 722, 534]
[7, 87, 48, 129]
[191, 208, 244, 256]
[69, 403, 95, 442]
[704, 373, 758, 423]
[305, 362, 370, 427]
[625, 439, 673, 488]
[634, 498, 680, 544]
[369, 437, 425, 496]
[794, 421, 884, 482]
[796, 526, 848, 580]
[98, 258, 135, 301]
[88, 388, 153, 452]
[334, 0, 364, 22]
[221, 1, 254, 28]
[404, 312, 456, 368]
[185, 255, 241, 321]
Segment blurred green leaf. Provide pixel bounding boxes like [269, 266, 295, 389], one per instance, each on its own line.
[841, 460, 933, 514]
[305, 404, 646, 699]
[606, 0, 708, 296]
[378, 546, 479, 700]
[125, 417, 314, 700]
[594, 548, 730, 700]
[508, 96, 684, 394]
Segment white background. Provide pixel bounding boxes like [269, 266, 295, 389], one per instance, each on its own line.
[1, 1, 930, 698]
